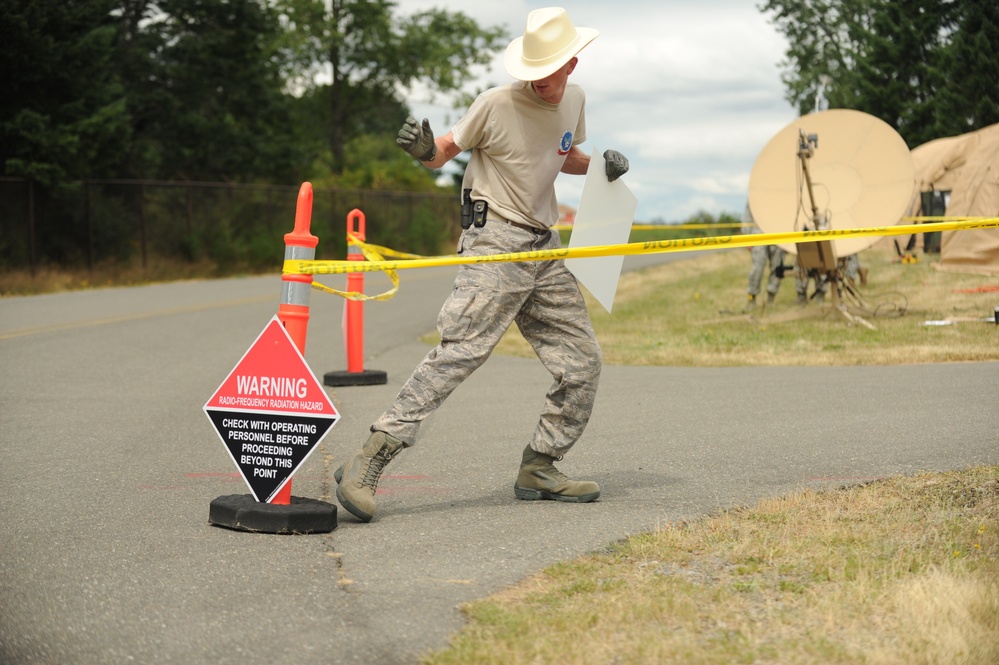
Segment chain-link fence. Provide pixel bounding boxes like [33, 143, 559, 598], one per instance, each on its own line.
[0, 178, 460, 273]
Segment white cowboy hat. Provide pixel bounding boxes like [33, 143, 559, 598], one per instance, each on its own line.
[504, 7, 599, 82]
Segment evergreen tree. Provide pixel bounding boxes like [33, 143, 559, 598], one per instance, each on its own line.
[933, 0, 999, 138]
[135, 0, 304, 181]
[760, 0, 998, 146]
[3, 0, 506, 186]
[852, 0, 955, 146]
[0, 0, 130, 184]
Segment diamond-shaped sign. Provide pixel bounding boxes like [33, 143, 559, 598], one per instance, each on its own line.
[204, 316, 340, 502]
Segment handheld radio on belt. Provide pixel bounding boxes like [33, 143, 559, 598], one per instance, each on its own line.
[460, 188, 488, 229]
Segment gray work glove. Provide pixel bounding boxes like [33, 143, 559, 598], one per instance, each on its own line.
[397, 116, 437, 162]
[604, 149, 629, 182]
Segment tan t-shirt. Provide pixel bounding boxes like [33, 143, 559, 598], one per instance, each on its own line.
[452, 81, 586, 229]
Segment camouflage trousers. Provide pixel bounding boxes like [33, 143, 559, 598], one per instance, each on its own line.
[371, 219, 602, 457]
[748, 244, 786, 296]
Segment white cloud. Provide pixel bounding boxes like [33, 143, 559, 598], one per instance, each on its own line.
[394, 1, 799, 221]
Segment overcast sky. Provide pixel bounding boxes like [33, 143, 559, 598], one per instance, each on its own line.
[394, 0, 802, 222]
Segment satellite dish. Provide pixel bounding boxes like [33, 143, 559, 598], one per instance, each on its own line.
[748, 109, 914, 257]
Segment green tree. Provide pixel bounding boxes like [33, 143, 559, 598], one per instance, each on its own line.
[851, 0, 955, 146]
[284, 82, 412, 181]
[274, 0, 506, 173]
[1, 0, 309, 184]
[759, 0, 877, 114]
[329, 133, 442, 191]
[113, 0, 168, 177]
[760, 0, 997, 146]
[933, 0, 999, 137]
[0, 0, 130, 184]
[133, 0, 305, 181]
[3, 0, 505, 186]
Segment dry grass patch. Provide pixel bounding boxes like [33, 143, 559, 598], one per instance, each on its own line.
[424, 466, 999, 665]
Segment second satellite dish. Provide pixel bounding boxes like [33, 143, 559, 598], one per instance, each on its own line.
[748, 109, 914, 257]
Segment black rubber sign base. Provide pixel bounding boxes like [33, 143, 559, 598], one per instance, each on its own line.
[324, 369, 388, 387]
[209, 494, 337, 534]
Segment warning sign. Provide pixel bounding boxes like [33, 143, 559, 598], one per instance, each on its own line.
[204, 316, 339, 502]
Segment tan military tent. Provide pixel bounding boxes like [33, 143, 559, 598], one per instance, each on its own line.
[905, 123, 999, 275]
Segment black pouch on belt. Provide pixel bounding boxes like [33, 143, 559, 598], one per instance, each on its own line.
[472, 200, 488, 228]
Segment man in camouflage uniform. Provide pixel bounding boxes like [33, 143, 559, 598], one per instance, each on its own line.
[744, 206, 786, 308]
[335, 7, 630, 522]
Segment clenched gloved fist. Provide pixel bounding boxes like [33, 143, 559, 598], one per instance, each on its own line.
[397, 116, 437, 162]
[604, 149, 629, 182]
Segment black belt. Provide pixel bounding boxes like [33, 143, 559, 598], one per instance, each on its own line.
[490, 216, 549, 235]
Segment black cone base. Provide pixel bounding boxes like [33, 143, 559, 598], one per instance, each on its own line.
[324, 369, 388, 386]
[209, 494, 336, 534]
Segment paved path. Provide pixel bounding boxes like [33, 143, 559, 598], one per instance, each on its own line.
[1, 256, 997, 664]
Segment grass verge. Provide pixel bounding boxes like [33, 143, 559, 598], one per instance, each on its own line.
[423, 466, 999, 665]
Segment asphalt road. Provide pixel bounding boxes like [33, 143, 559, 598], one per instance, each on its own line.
[1, 253, 997, 664]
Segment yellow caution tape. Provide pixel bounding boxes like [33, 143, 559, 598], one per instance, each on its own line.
[291, 217, 999, 275]
[346, 232, 427, 260]
[902, 216, 991, 223]
[295, 217, 999, 300]
[308, 232, 401, 301]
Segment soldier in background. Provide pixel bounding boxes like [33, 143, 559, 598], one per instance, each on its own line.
[744, 205, 786, 309]
[841, 254, 869, 288]
[795, 267, 828, 305]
